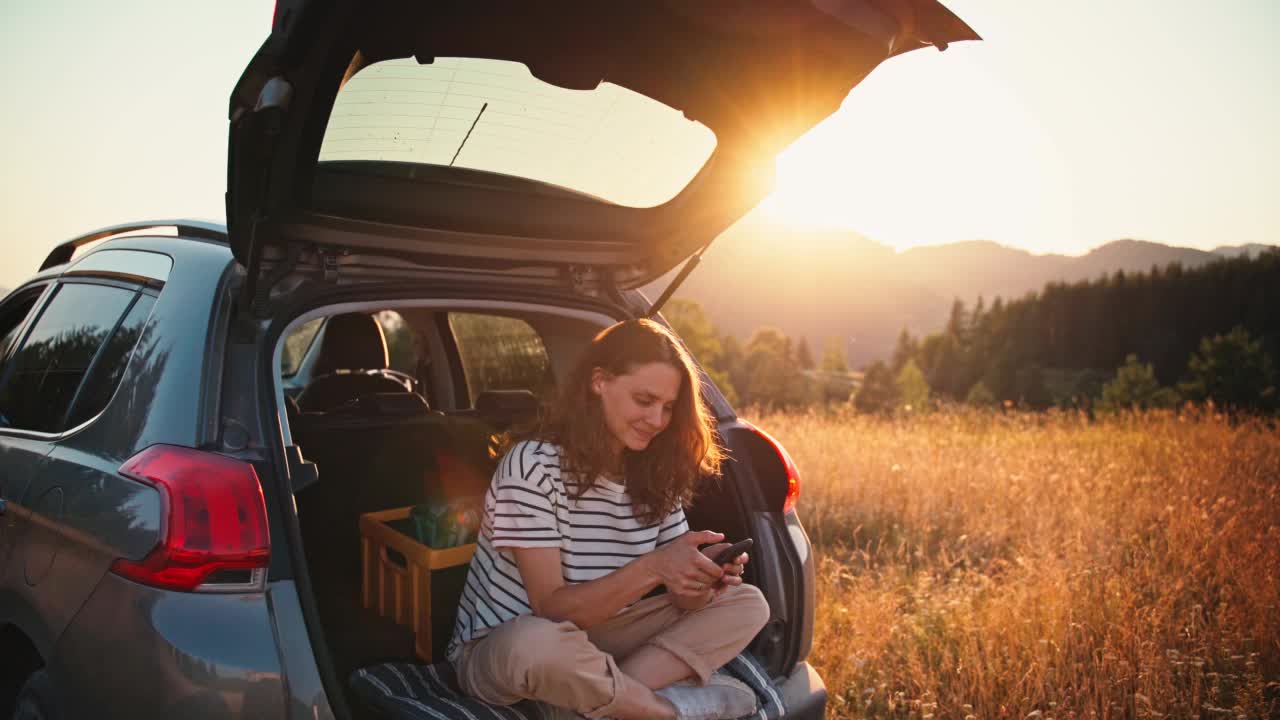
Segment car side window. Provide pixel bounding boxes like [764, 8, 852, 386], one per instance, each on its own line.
[447, 313, 555, 407]
[375, 310, 422, 377]
[64, 294, 157, 428]
[0, 289, 42, 364]
[0, 283, 139, 433]
[281, 318, 324, 377]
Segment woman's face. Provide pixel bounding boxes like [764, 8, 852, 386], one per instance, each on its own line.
[592, 361, 682, 456]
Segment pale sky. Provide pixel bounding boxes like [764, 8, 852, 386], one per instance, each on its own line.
[1, 1, 1277, 290]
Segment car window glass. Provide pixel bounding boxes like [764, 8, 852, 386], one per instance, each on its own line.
[281, 318, 324, 376]
[64, 294, 157, 428]
[0, 283, 136, 433]
[375, 310, 421, 377]
[0, 291, 41, 363]
[319, 57, 717, 208]
[68, 249, 173, 283]
[448, 313, 555, 407]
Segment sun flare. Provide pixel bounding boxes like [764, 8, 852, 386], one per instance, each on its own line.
[760, 45, 1074, 254]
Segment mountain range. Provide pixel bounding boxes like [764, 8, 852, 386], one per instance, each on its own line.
[651, 214, 1274, 368]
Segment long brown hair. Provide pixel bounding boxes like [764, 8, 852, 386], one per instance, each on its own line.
[541, 318, 723, 524]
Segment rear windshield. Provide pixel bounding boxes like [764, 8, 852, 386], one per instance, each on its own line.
[319, 57, 716, 208]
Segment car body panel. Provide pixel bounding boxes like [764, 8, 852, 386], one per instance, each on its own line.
[13, 444, 162, 664]
[265, 580, 339, 720]
[778, 661, 828, 720]
[51, 572, 287, 718]
[0, 437, 54, 640]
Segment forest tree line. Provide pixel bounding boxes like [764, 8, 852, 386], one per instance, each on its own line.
[668, 249, 1280, 414]
[882, 248, 1279, 414]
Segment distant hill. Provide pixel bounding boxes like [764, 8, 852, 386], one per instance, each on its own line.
[650, 213, 1274, 367]
[1211, 243, 1273, 259]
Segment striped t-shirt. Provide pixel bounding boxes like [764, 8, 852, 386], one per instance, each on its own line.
[447, 439, 689, 659]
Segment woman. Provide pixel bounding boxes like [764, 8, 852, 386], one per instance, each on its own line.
[447, 319, 770, 720]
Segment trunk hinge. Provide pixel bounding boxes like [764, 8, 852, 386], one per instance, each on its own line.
[250, 241, 304, 318]
[645, 241, 714, 318]
[563, 265, 640, 318]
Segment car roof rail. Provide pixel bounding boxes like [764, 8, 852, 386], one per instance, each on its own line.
[40, 219, 229, 271]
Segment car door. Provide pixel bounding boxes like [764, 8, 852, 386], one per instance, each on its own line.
[0, 277, 161, 652]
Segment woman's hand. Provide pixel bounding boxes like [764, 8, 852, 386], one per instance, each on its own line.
[646, 530, 725, 597]
[699, 543, 748, 592]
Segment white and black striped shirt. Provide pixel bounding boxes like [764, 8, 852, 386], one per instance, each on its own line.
[447, 439, 688, 659]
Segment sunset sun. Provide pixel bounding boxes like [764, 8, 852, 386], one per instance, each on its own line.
[761, 41, 1073, 254]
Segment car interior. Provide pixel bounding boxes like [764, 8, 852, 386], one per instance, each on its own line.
[277, 303, 616, 687]
[276, 302, 758, 707]
[277, 303, 775, 720]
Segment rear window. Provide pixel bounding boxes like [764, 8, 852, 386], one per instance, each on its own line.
[319, 57, 717, 208]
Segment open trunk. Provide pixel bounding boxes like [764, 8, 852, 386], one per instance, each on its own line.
[271, 297, 800, 715]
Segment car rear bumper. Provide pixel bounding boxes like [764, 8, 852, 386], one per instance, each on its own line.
[779, 661, 827, 719]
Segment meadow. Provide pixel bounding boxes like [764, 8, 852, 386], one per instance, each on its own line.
[748, 408, 1280, 719]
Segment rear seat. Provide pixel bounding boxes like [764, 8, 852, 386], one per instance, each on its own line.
[293, 405, 498, 573]
[290, 393, 501, 673]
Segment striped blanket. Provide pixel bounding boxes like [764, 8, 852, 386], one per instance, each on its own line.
[350, 652, 786, 720]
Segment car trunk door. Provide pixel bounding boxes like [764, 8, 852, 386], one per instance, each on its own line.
[227, 0, 978, 303]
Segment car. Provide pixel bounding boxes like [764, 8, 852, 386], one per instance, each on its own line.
[0, 2, 977, 718]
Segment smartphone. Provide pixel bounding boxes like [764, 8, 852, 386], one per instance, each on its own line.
[712, 538, 753, 565]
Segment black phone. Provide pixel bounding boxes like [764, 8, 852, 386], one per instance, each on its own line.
[712, 538, 753, 565]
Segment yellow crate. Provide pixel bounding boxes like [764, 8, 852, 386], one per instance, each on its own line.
[359, 506, 476, 662]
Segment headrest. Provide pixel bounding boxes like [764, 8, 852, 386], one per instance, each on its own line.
[313, 313, 389, 374]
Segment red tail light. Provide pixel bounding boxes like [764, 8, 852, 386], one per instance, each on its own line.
[111, 445, 270, 592]
[743, 421, 801, 514]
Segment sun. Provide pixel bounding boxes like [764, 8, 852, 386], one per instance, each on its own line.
[758, 45, 1074, 254]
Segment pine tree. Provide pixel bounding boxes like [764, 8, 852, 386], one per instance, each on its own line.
[890, 329, 918, 373]
[854, 361, 898, 414]
[1099, 354, 1175, 411]
[945, 298, 968, 342]
[895, 359, 931, 412]
[796, 338, 815, 370]
[966, 381, 996, 407]
[1179, 326, 1277, 413]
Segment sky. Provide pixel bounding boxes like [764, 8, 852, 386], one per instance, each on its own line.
[1, 1, 1277, 291]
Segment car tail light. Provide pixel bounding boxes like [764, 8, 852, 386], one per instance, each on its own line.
[111, 445, 270, 592]
[742, 421, 801, 514]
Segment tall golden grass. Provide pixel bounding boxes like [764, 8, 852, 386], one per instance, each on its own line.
[748, 408, 1279, 719]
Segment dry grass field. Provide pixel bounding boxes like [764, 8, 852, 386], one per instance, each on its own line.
[747, 408, 1280, 719]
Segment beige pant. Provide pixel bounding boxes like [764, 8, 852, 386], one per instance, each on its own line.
[453, 583, 770, 718]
